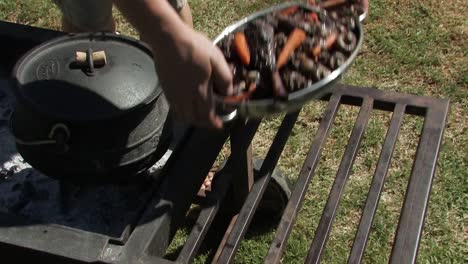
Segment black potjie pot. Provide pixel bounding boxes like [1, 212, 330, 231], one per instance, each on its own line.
[10, 33, 172, 184]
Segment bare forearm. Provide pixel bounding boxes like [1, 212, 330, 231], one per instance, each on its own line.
[112, 0, 191, 51]
[113, 0, 233, 129]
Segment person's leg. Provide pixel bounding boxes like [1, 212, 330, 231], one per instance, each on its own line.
[54, 0, 115, 32]
[139, 0, 193, 46]
[160, 1, 214, 195]
[168, 0, 192, 27]
[177, 2, 193, 28]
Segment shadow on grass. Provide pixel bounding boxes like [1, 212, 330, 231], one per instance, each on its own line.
[165, 158, 291, 262]
[164, 205, 283, 263]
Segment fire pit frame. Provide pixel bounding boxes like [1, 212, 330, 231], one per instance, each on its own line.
[0, 21, 449, 264]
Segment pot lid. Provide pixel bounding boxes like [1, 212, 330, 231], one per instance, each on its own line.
[13, 33, 162, 120]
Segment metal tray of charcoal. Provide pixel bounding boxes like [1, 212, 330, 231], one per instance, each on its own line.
[213, 2, 364, 121]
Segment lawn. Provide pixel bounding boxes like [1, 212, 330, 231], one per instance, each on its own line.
[0, 0, 466, 263]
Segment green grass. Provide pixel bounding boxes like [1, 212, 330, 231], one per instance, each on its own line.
[1, 0, 466, 263]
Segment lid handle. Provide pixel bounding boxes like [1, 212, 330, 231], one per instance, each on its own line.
[75, 49, 107, 75]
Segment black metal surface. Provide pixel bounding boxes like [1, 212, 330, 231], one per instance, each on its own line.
[265, 94, 341, 264]
[216, 111, 299, 264]
[117, 127, 230, 263]
[13, 33, 161, 119]
[306, 97, 373, 264]
[176, 120, 261, 264]
[260, 84, 449, 264]
[176, 183, 227, 264]
[389, 103, 448, 264]
[0, 21, 450, 264]
[9, 32, 171, 183]
[0, 21, 64, 77]
[348, 104, 405, 263]
[11, 92, 170, 184]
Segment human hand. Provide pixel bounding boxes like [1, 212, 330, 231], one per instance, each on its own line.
[150, 27, 233, 130]
[112, 0, 232, 129]
[360, 0, 369, 14]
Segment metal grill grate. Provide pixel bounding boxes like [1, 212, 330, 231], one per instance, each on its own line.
[189, 84, 449, 264]
[152, 84, 449, 264]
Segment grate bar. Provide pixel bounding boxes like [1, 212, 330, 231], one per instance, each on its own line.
[177, 177, 230, 263]
[123, 128, 230, 262]
[348, 104, 406, 264]
[176, 174, 230, 264]
[306, 97, 374, 264]
[333, 84, 443, 116]
[216, 111, 300, 264]
[176, 120, 261, 264]
[390, 103, 449, 264]
[265, 94, 342, 264]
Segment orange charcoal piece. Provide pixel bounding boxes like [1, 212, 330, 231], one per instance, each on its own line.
[276, 28, 307, 69]
[325, 32, 338, 49]
[306, 12, 319, 23]
[319, 0, 347, 9]
[234, 32, 251, 66]
[280, 6, 299, 16]
[223, 83, 256, 103]
[312, 45, 321, 58]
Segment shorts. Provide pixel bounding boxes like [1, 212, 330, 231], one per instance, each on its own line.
[54, 0, 187, 32]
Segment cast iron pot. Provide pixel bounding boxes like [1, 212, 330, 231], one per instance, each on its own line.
[9, 33, 171, 184]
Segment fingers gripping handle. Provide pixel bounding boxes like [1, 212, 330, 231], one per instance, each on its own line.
[212, 80, 238, 124]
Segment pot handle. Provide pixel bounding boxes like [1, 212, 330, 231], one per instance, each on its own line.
[211, 79, 238, 124]
[213, 100, 238, 123]
[218, 108, 238, 123]
[75, 49, 107, 75]
[10, 119, 71, 153]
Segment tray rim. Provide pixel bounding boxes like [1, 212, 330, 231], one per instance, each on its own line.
[212, 2, 364, 119]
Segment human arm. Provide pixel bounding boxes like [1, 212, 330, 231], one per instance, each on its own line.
[361, 0, 369, 14]
[112, 0, 233, 129]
